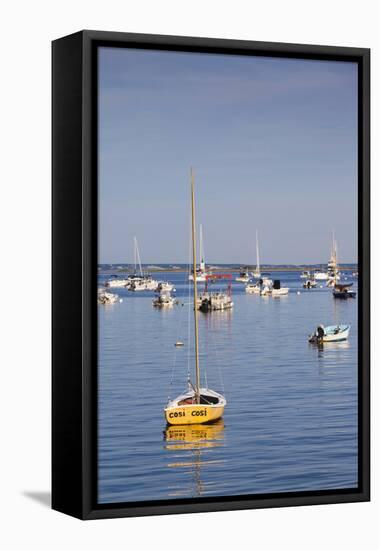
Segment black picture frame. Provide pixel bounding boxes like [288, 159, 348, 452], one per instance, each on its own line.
[52, 30, 370, 520]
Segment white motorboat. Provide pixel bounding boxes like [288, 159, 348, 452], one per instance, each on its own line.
[153, 290, 176, 307]
[236, 267, 250, 283]
[105, 276, 129, 288]
[271, 287, 289, 296]
[199, 274, 233, 311]
[155, 281, 176, 292]
[303, 277, 317, 289]
[261, 279, 289, 297]
[300, 270, 310, 279]
[309, 324, 350, 343]
[129, 276, 158, 291]
[97, 288, 120, 304]
[314, 269, 328, 281]
[245, 281, 261, 294]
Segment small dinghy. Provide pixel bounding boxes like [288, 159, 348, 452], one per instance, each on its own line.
[308, 324, 350, 343]
[236, 267, 250, 283]
[303, 277, 317, 289]
[333, 283, 356, 299]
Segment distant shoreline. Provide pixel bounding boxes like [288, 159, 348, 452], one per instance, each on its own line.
[99, 265, 357, 273]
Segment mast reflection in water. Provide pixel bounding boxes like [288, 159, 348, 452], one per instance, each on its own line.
[163, 421, 225, 498]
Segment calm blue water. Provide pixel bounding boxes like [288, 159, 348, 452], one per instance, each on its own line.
[98, 269, 358, 503]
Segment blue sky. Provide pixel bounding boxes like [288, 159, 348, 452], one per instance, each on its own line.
[99, 47, 357, 264]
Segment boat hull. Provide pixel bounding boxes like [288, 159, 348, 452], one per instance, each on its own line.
[314, 272, 328, 281]
[245, 285, 260, 294]
[271, 288, 289, 296]
[309, 325, 350, 343]
[165, 404, 225, 425]
[199, 300, 233, 312]
[333, 291, 356, 299]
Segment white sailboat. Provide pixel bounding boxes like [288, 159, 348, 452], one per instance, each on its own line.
[252, 230, 261, 278]
[327, 230, 341, 287]
[189, 224, 211, 282]
[128, 237, 158, 291]
[165, 169, 226, 426]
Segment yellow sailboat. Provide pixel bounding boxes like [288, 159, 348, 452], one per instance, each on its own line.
[164, 169, 226, 426]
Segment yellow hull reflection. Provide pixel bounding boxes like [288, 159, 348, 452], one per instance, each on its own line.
[164, 420, 225, 450]
[164, 404, 225, 425]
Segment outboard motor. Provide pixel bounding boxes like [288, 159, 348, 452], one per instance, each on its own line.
[273, 280, 281, 290]
[317, 325, 325, 339]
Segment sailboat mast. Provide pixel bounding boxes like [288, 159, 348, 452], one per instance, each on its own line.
[334, 235, 338, 275]
[200, 224, 203, 263]
[331, 229, 336, 264]
[199, 223, 205, 270]
[256, 229, 260, 273]
[191, 168, 201, 403]
[134, 236, 137, 274]
[134, 237, 143, 277]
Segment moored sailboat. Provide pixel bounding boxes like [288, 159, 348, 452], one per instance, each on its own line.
[188, 224, 212, 282]
[128, 237, 158, 291]
[327, 230, 341, 287]
[164, 169, 226, 426]
[252, 230, 261, 278]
